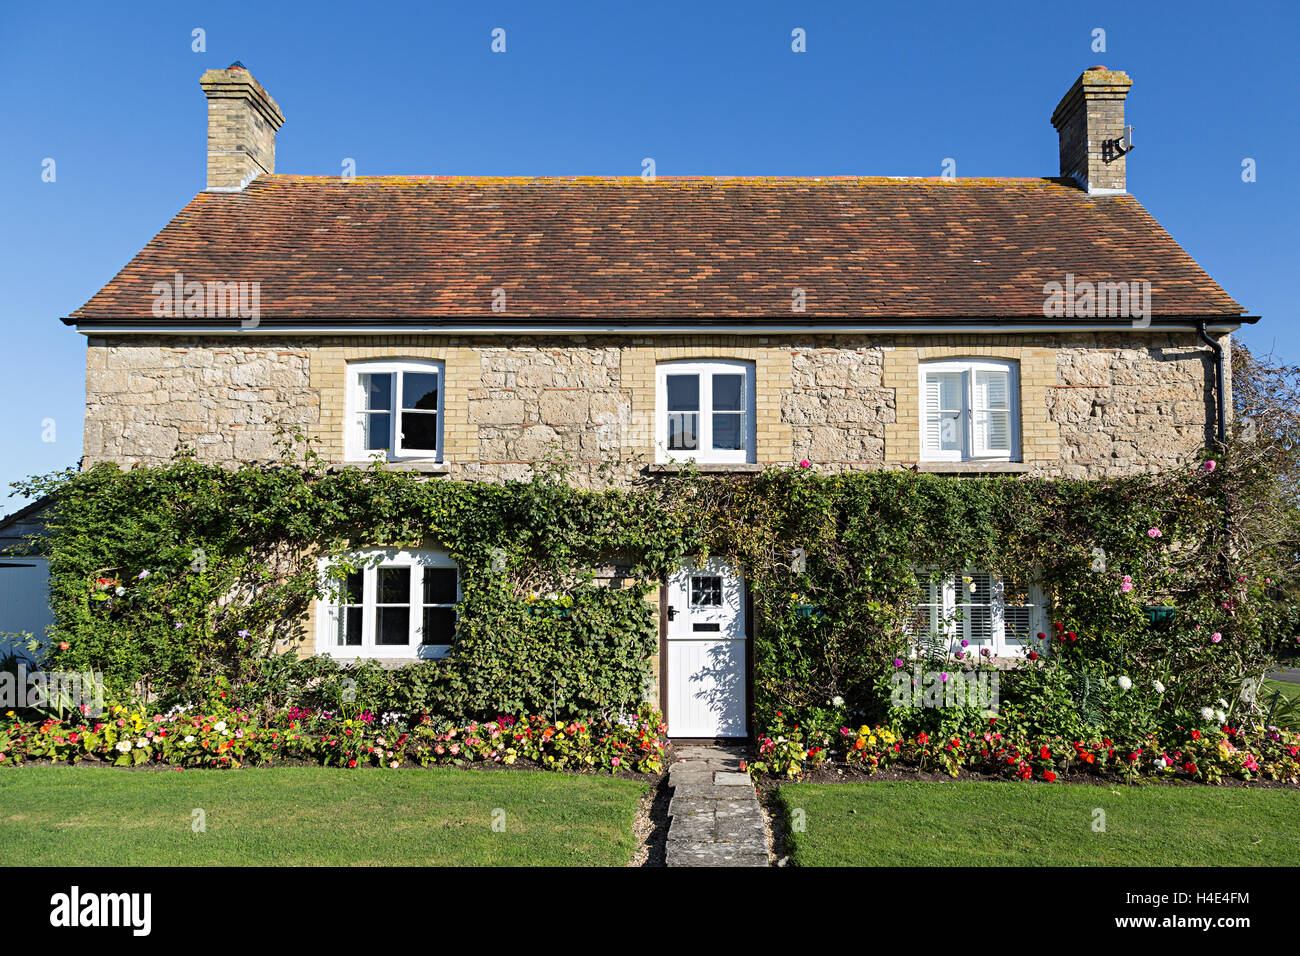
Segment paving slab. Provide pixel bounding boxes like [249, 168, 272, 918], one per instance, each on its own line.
[664, 744, 769, 867]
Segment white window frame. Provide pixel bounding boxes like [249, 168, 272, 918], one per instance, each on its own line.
[918, 359, 1020, 462]
[345, 360, 444, 462]
[909, 569, 1045, 659]
[655, 360, 757, 464]
[315, 548, 459, 660]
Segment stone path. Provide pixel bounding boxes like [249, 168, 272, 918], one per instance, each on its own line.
[665, 744, 769, 867]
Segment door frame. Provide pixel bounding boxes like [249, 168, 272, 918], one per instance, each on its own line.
[658, 561, 753, 741]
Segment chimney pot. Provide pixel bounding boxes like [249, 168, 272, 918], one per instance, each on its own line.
[1051, 67, 1132, 194]
[199, 63, 285, 191]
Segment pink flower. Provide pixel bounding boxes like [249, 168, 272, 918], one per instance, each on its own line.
[798, 459, 811, 469]
[1203, 460, 1217, 472]
[893, 658, 904, 668]
[1120, 575, 1133, 593]
[1147, 527, 1162, 538]
[1211, 632, 1222, 643]
[611, 756, 621, 767]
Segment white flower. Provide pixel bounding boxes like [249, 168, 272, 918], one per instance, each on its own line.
[832, 696, 844, 707]
[1217, 698, 1229, 709]
[213, 721, 227, 732]
[114, 586, 126, 597]
[136, 738, 150, 749]
[184, 735, 195, 743]
[1215, 709, 1226, 723]
[1200, 707, 1215, 720]
[1117, 676, 1132, 691]
[1155, 757, 1168, 769]
[1152, 680, 1165, 694]
[115, 741, 131, 753]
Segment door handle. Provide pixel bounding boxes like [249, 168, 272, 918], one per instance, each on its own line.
[667, 606, 677, 621]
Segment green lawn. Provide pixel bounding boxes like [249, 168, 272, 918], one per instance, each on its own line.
[1260, 677, 1300, 726]
[777, 780, 1300, 866]
[0, 766, 647, 866]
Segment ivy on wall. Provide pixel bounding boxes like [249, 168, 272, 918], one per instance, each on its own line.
[11, 440, 1294, 732]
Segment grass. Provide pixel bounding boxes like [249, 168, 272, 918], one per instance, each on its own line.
[777, 779, 1300, 866]
[0, 765, 647, 866]
[1260, 677, 1300, 726]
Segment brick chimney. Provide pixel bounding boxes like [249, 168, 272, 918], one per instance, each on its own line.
[1050, 66, 1132, 194]
[199, 62, 285, 191]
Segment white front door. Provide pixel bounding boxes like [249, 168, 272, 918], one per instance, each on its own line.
[666, 559, 747, 738]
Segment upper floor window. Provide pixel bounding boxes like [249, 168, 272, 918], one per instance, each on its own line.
[317, 548, 458, 660]
[909, 570, 1044, 658]
[346, 360, 443, 462]
[920, 359, 1019, 462]
[656, 360, 756, 464]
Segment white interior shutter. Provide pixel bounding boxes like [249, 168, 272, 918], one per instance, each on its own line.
[1001, 578, 1032, 650]
[955, 572, 994, 649]
[924, 371, 963, 454]
[973, 368, 1011, 455]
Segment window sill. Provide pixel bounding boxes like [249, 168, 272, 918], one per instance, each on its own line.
[330, 460, 450, 475]
[646, 462, 764, 474]
[915, 461, 1031, 475]
[317, 656, 444, 668]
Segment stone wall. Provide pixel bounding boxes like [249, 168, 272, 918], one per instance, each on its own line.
[82, 331, 1224, 484]
[83, 342, 317, 467]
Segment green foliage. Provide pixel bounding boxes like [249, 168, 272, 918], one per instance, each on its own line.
[9, 436, 1292, 738]
[678, 459, 1286, 738]
[16, 452, 684, 720]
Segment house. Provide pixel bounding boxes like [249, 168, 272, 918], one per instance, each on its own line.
[59, 63, 1252, 737]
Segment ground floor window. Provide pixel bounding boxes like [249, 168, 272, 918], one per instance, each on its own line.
[909, 570, 1044, 658]
[317, 548, 458, 659]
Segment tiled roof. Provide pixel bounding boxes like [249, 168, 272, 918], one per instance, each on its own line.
[70, 175, 1243, 320]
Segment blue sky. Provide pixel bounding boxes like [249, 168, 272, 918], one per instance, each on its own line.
[1, 0, 1296, 514]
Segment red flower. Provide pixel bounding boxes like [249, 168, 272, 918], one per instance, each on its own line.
[1039, 746, 1051, 759]
[917, 732, 929, 745]
[1043, 770, 1057, 782]
[1036, 632, 1046, 640]
[1028, 651, 1039, 661]
[1191, 729, 1201, 740]
[1183, 761, 1197, 774]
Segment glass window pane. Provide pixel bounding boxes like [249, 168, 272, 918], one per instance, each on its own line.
[423, 568, 458, 605]
[339, 607, 363, 646]
[421, 606, 456, 645]
[712, 412, 745, 450]
[400, 411, 438, 451]
[938, 412, 962, 451]
[402, 372, 439, 411]
[375, 606, 410, 645]
[343, 571, 363, 606]
[362, 412, 391, 452]
[359, 372, 392, 411]
[935, 372, 962, 412]
[666, 374, 700, 411]
[690, 575, 722, 606]
[377, 567, 410, 605]
[668, 412, 698, 450]
[712, 374, 744, 411]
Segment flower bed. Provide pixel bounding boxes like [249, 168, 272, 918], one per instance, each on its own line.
[0, 704, 668, 775]
[748, 712, 1300, 785]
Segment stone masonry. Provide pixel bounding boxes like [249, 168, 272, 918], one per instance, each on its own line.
[82, 331, 1226, 485]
